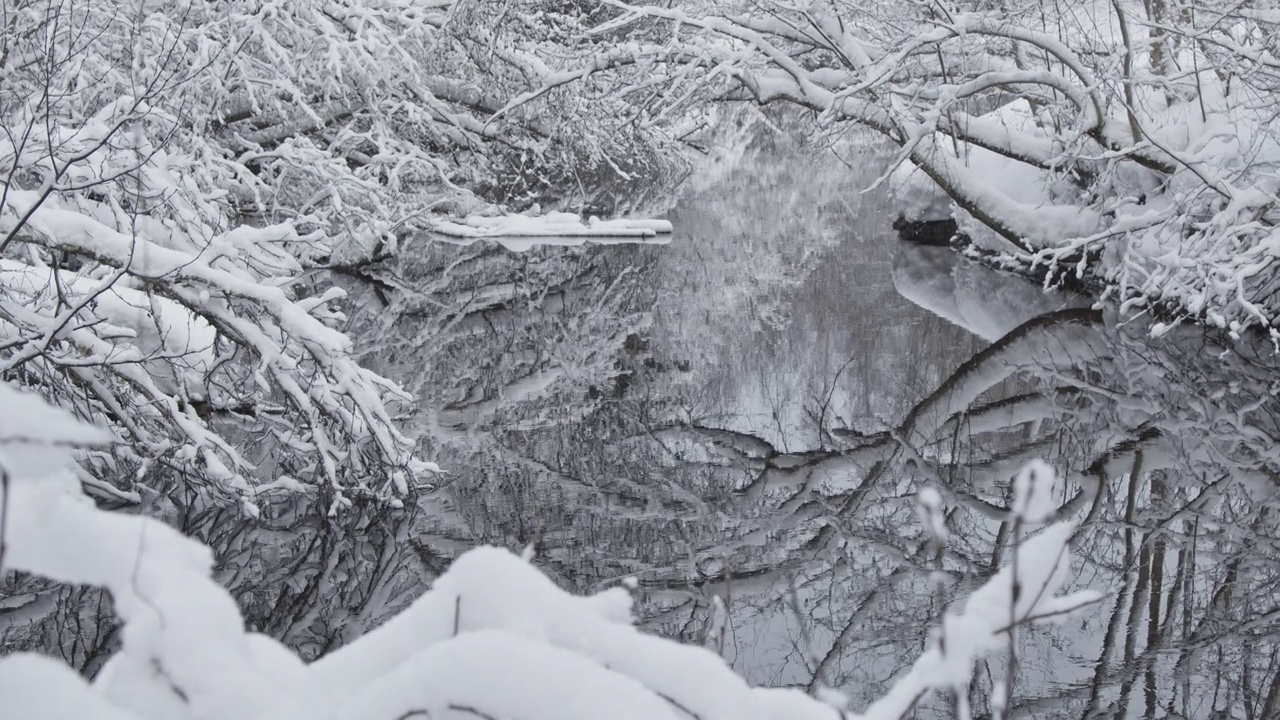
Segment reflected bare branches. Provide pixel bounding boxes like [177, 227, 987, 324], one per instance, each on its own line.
[6, 131, 1277, 720]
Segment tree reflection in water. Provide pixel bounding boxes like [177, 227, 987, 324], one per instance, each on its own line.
[352, 139, 1280, 718]
[4, 136, 1276, 720]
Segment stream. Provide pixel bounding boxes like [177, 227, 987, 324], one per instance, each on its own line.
[329, 132, 1280, 718]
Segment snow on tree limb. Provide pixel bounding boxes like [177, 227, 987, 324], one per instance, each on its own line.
[599, 0, 1280, 336]
[0, 0, 704, 505]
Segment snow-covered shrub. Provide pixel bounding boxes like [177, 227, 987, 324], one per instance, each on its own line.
[0, 102, 417, 507]
[0, 382, 1099, 720]
[0, 0, 697, 510]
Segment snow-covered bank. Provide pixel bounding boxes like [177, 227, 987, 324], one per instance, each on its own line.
[430, 210, 670, 238]
[435, 232, 673, 253]
[431, 212, 673, 238]
[426, 212, 674, 251]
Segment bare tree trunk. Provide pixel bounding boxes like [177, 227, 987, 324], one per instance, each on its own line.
[1082, 455, 1144, 720]
[1110, 0, 1145, 145]
[1141, 474, 1167, 719]
[1143, 0, 1171, 78]
[1118, 540, 1153, 717]
[1261, 661, 1280, 720]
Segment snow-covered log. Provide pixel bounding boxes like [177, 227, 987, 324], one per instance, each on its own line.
[431, 212, 673, 239]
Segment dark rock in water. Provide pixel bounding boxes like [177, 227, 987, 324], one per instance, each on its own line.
[893, 215, 963, 246]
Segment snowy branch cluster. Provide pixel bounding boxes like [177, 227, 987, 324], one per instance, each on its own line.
[0, 0, 699, 508]
[599, 0, 1280, 341]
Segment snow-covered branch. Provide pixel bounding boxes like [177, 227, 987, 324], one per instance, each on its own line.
[597, 0, 1280, 337]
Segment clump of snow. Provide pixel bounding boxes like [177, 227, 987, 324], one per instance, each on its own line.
[1011, 459, 1058, 524]
[0, 654, 140, 720]
[890, 163, 953, 224]
[917, 487, 948, 544]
